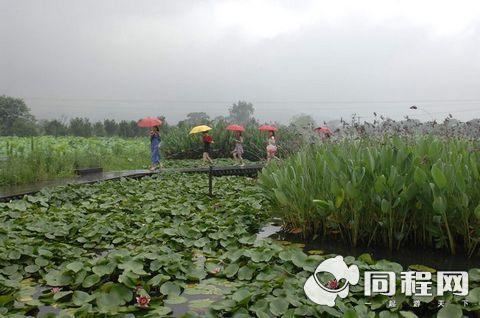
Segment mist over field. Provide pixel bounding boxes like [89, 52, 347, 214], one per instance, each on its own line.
[1, 0, 480, 123]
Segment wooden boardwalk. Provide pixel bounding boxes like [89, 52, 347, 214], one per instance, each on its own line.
[0, 164, 264, 202]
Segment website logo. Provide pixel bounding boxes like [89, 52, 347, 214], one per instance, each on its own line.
[304, 255, 360, 306]
[304, 256, 471, 309]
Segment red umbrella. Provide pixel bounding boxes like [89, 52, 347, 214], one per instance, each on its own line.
[314, 126, 332, 134]
[259, 125, 278, 131]
[226, 124, 245, 132]
[137, 117, 163, 128]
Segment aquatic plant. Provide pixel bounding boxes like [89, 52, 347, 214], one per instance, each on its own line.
[259, 136, 480, 256]
[0, 173, 479, 316]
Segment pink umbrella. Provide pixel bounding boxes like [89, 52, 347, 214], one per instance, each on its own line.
[226, 124, 245, 132]
[314, 126, 333, 135]
[137, 117, 163, 128]
[259, 125, 278, 132]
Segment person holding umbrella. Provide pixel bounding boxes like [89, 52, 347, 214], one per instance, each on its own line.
[259, 125, 278, 162]
[227, 124, 245, 166]
[189, 125, 214, 165]
[138, 117, 163, 171]
[149, 126, 162, 171]
[314, 126, 333, 140]
[202, 131, 214, 164]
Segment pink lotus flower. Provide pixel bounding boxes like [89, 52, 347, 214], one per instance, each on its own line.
[136, 295, 151, 308]
[51, 287, 61, 294]
[210, 267, 221, 274]
[326, 279, 339, 290]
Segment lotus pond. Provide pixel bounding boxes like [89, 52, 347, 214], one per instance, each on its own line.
[0, 172, 479, 317]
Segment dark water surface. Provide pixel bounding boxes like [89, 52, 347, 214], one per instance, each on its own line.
[264, 224, 480, 271]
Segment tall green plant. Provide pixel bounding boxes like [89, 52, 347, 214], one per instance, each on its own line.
[259, 136, 480, 256]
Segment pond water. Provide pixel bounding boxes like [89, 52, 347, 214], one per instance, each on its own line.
[263, 224, 480, 271]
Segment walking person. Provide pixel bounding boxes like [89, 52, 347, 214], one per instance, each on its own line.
[149, 126, 161, 171]
[232, 131, 245, 166]
[266, 130, 278, 162]
[202, 131, 214, 165]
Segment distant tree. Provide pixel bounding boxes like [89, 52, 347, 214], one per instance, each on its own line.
[289, 114, 316, 129]
[228, 101, 255, 124]
[178, 112, 210, 128]
[0, 95, 37, 136]
[42, 119, 68, 136]
[212, 115, 227, 124]
[103, 119, 118, 136]
[9, 118, 38, 136]
[119, 121, 127, 136]
[93, 121, 105, 136]
[118, 120, 138, 138]
[187, 112, 210, 125]
[129, 120, 143, 137]
[69, 117, 93, 137]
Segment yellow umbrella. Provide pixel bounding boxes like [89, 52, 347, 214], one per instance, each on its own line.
[189, 125, 212, 134]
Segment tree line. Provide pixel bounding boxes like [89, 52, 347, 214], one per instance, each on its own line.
[0, 95, 258, 137]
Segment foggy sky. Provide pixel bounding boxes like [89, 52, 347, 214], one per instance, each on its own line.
[1, 0, 480, 124]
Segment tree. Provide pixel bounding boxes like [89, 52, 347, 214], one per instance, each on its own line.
[69, 117, 93, 137]
[129, 120, 143, 137]
[103, 119, 118, 136]
[93, 122, 105, 136]
[212, 115, 227, 124]
[178, 112, 210, 127]
[289, 114, 316, 129]
[118, 120, 131, 138]
[42, 119, 68, 136]
[0, 95, 37, 136]
[228, 101, 255, 124]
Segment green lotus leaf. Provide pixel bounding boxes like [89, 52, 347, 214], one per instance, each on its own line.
[232, 288, 251, 305]
[66, 261, 84, 273]
[82, 274, 100, 288]
[237, 266, 255, 281]
[53, 290, 73, 301]
[160, 281, 181, 296]
[164, 295, 188, 305]
[72, 291, 95, 306]
[92, 263, 116, 277]
[269, 297, 289, 316]
[437, 304, 462, 318]
[147, 274, 170, 287]
[224, 263, 240, 278]
[24, 265, 40, 273]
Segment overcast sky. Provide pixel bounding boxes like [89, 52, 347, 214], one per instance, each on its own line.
[1, 0, 480, 124]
